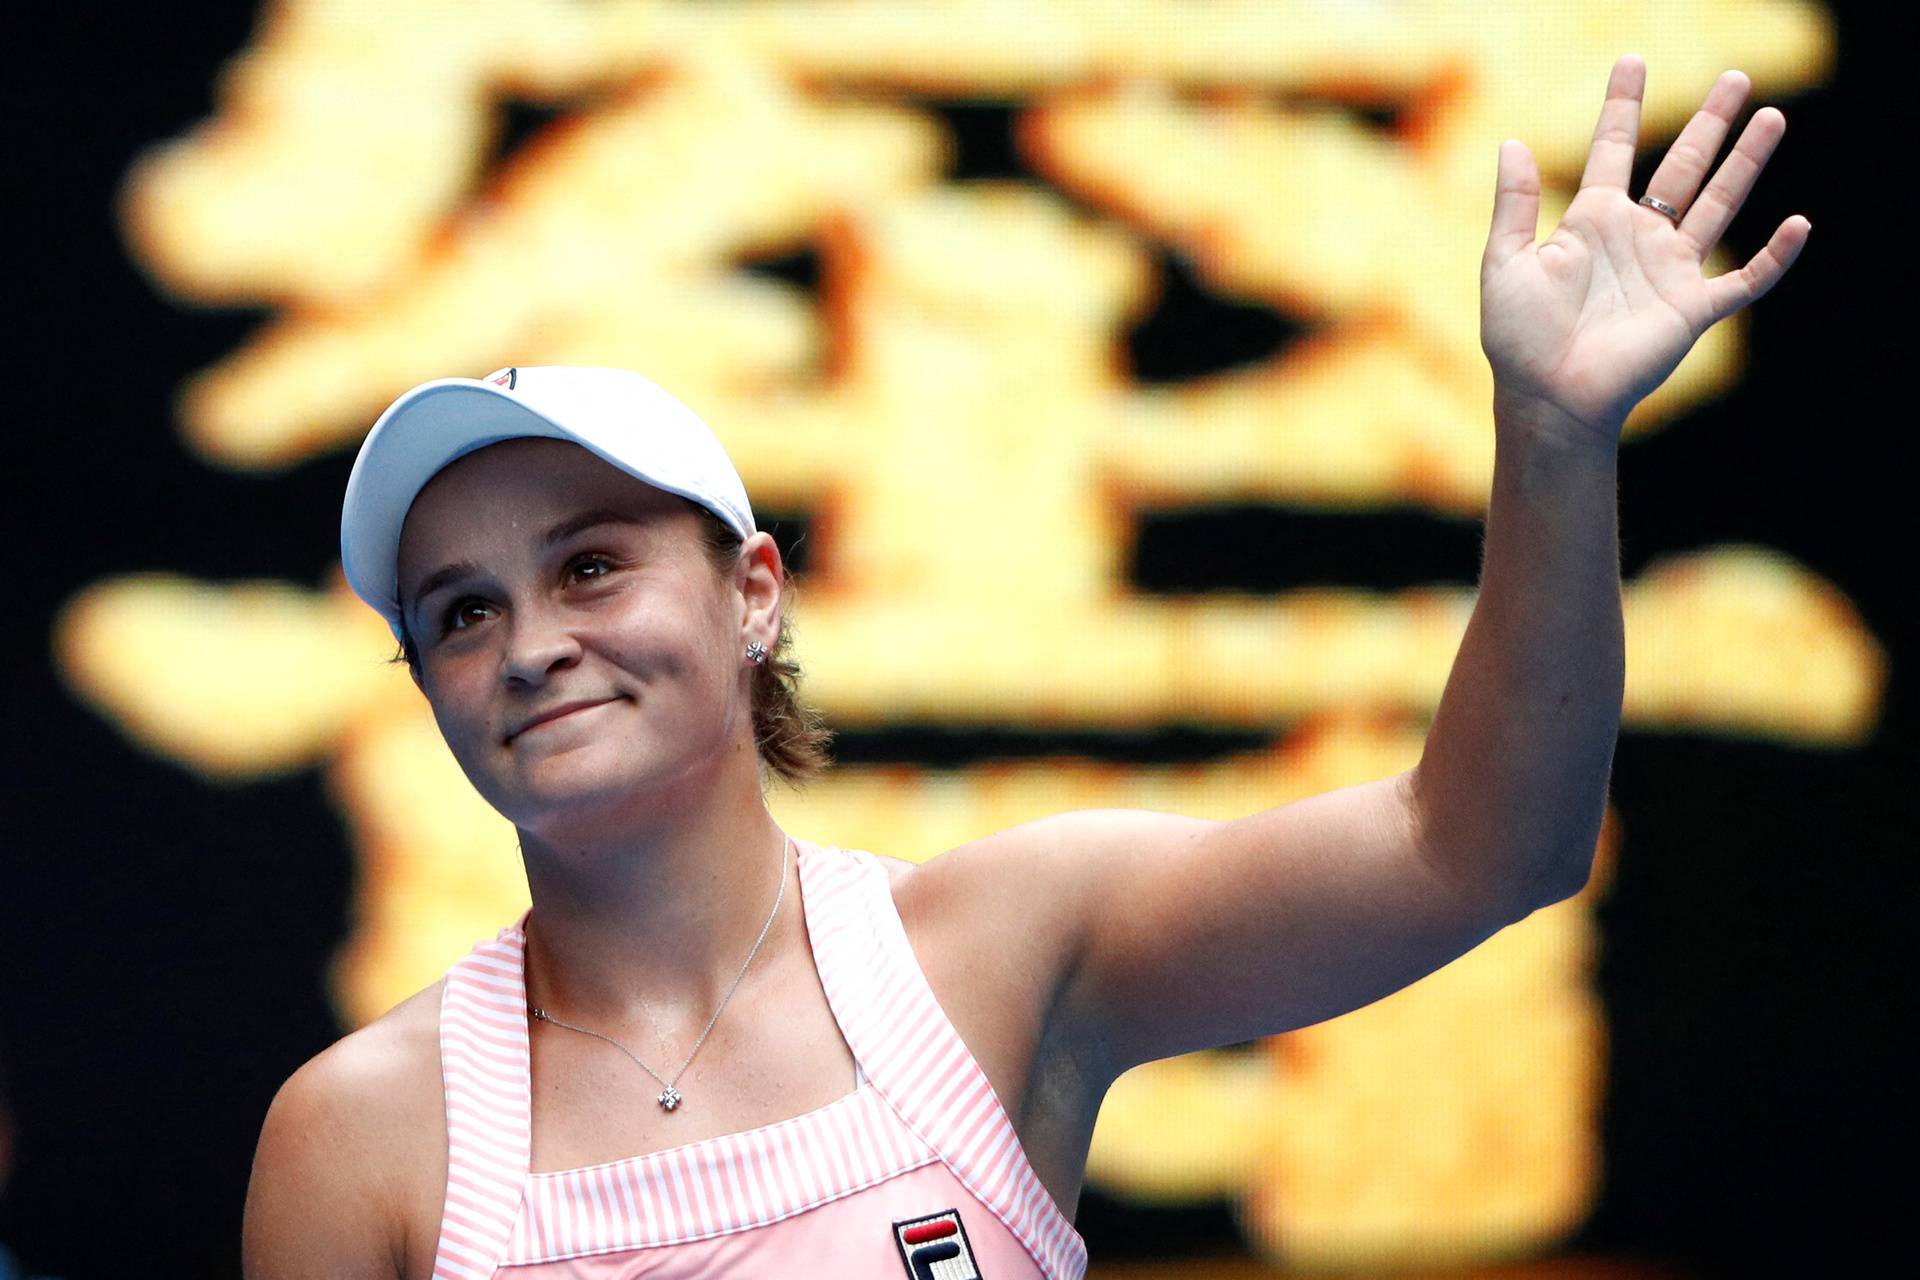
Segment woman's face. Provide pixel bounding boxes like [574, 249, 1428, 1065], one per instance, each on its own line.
[395, 438, 774, 835]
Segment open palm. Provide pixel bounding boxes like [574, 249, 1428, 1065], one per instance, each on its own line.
[1480, 56, 1811, 449]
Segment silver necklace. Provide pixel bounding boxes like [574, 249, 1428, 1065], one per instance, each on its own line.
[528, 834, 790, 1113]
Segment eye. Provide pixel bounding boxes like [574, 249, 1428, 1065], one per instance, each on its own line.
[441, 597, 496, 634]
[565, 553, 618, 583]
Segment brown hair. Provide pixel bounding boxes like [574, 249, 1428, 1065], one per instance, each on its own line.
[391, 499, 834, 787]
[689, 504, 835, 787]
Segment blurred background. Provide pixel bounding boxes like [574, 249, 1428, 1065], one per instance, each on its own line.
[0, 2, 1906, 1277]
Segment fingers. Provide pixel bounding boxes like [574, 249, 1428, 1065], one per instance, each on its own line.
[1485, 139, 1541, 266]
[1703, 215, 1812, 323]
[1676, 105, 1787, 257]
[1586, 59, 1791, 265]
[1642, 69, 1753, 238]
[1578, 54, 1648, 194]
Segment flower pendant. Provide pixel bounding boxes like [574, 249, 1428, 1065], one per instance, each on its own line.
[658, 1085, 682, 1112]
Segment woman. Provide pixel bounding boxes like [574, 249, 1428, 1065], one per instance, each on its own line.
[242, 56, 1808, 1279]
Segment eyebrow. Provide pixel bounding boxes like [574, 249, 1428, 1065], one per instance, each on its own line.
[404, 508, 641, 619]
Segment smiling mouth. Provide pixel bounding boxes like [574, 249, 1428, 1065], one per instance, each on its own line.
[508, 699, 618, 742]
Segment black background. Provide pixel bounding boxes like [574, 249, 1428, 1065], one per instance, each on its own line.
[2, 4, 1907, 1277]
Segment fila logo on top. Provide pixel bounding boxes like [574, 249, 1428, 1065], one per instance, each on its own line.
[892, 1208, 983, 1280]
[489, 367, 517, 389]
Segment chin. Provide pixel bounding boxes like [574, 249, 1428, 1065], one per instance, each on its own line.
[503, 746, 704, 835]
[503, 784, 644, 846]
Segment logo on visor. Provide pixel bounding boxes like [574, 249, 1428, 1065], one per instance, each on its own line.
[488, 367, 518, 389]
[893, 1209, 982, 1279]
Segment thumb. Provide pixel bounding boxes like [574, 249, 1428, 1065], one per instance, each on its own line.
[1484, 139, 1540, 269]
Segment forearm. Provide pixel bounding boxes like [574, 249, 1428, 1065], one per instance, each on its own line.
[1410, 391, 1624, 913]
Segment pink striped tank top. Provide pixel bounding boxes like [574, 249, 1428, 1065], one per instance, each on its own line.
[430, 837, 1090, 1277]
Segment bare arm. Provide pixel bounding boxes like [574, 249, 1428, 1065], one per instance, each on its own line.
[981, 398, 1622, 1074]
[919, 56, 1806, 1080]
[1412, 400, 1621, 910]
[921, 778, 1509, 1078]
[242, 1043, 408, 1280]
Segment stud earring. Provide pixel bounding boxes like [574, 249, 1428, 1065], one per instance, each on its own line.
[745, 641, 768, 665]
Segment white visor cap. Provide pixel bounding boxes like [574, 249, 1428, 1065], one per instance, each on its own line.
[340, 366, 755, 644]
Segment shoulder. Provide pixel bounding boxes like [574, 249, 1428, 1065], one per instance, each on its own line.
[884, 812, 1168, 953]
[284, 979, 446, 1139]
[243, 980, 447, 1280]
[875, 821, 1111, 1044]
[874, 811, 1217, 1063]
[863, 825, 1129, 1191]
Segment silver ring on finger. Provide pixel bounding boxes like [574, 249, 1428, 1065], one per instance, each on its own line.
[1637, 194, 1683, 224]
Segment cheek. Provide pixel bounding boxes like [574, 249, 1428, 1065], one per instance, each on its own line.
[620, 618, 733, 704]
[421, 665, 496, 755]
[605, 575, 735, 683]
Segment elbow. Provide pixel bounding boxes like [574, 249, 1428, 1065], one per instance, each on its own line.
[1406, 775, 1597, 924]
[1518, 846, 1596, 915]
[1461, 841, 1596, 929]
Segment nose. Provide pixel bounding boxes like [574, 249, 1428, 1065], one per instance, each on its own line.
[500, 600, 583, 686]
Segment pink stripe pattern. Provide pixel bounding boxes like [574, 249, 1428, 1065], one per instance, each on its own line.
[802, 844, 1089, 1279]
[432, 937, 533, 1279]
[428, 838, 1088, 1277]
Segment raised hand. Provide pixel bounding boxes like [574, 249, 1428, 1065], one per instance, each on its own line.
[1479, 55, 1811, 450]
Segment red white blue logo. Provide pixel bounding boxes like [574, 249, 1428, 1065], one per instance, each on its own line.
[893, 1208, 982, 1279]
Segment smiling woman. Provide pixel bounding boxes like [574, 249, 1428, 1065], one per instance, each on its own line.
[390, 483, 831, 787]
[391, 435, 786, 831]
[253, 366, 1106, 1280]
[242, 55, 1812, 1280]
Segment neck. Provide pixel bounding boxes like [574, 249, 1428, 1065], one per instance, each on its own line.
[516, 751, 793, 1036]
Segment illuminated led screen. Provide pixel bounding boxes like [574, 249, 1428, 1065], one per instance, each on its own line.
[51, 1, 1866, 1269]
